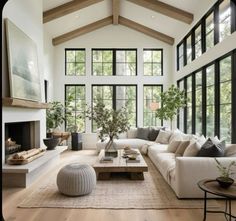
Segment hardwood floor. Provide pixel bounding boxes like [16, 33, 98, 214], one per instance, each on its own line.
[3, 150, 236, 221]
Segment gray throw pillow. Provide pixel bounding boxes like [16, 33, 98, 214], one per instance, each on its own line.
[197, 138, 225, 157]
[136, 127, 150, 140]
[148, 128, 160, 141]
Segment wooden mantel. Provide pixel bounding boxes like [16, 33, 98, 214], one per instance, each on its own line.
[2, 97, 50, 109]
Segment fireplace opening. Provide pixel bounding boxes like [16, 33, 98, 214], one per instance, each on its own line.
[5, 121, 40, 162]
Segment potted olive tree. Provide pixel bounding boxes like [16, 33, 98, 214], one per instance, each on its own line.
[85, 100, 130, 157]
[155, 85, 187, 130]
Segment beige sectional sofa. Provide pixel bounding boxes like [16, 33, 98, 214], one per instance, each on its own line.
[96, 127, 236, 198]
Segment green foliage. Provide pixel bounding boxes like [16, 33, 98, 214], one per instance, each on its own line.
[155, 85, 187, 128]
[46, 101, 67, 132]
[85, 100, 130, 141]
[215, 158, 236, 178]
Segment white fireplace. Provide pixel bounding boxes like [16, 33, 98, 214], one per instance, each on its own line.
[2, 106, 46, 164]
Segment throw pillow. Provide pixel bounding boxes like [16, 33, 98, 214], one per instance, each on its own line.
[155, 130, 172, 144]
[148, 128, 160, 141]
[175, 141, 191, 156]
[136, 127, 150, 140]
[127, 128, 138, 138]
[224, 144, 236, 157]
[197, 138, 225, 157]
[167, 140, 182, 153]
[183, 141, 201, 157]
[169, 129, 183, 143]
[197, 135, 207, 146]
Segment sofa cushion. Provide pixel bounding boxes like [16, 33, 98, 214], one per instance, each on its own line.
[127, 128, 138, 138]
[225, 144, 236, 156]
[175, 141, 190, 156]
[167, 140, 182, 153]
[148, 128, 160, 141]
[169, 129, 183, 143]
[136, 127, 150, 140]
[183, 141, 201, 157]
[197, 138, 225, 157]
[155, 130, 172, 144]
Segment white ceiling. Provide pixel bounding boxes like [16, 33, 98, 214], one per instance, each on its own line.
[43, 0, 216, 43]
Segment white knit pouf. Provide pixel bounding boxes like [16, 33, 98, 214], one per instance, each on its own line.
[57, 163, 96, 196]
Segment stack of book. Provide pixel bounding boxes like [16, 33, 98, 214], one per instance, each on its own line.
[100, 156, 113, 163]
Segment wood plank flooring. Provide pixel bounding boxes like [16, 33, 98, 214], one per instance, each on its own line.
[3, 150, 236, 221]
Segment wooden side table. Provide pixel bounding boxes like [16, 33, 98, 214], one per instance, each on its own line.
[198, 179, 236, 221]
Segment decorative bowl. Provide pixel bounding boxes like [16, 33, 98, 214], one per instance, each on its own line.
[43, 138, 60, 150]
[216, 177, 234, 188]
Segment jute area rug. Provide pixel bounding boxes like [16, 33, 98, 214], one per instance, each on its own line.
[18, 151, 219, 209]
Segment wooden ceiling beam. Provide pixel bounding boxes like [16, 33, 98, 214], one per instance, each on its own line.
[52, 16, 113, 46]
[43, 0, 104, 23]
[112, 0, 120, 25]
[119, 16, 174, 45]
[127, 0, 193, 24]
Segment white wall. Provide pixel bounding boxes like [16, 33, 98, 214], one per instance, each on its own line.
[2, 0, 50, 162]
[53, 25, 173, 133]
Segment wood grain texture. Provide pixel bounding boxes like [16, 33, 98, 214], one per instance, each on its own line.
[43, 0, 104, 23]
[112, 0, 120, 25]
[2, 150, 236, 221]
[127, 0, 193, 24]
[119, 16, 174, 45]
[2, 97, 50, 109]
[52, 16, 113, 45]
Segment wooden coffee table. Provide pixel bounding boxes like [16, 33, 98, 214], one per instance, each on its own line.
[93, 149, 148, 180]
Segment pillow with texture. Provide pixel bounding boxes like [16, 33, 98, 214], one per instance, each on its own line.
[155, 130, 172, 144]
[197, 135, 207, 146]
[136, 127, 150, 140]
[197, 138, 225, 157]
[224, 144, 236, 157]
[167, 140, 182, 153]
[148, 128, 160, 141]
[175, 141, 191, 156]
[127, 128, 138, 138]
[183, 141, 201, 157]
[169, 130, 183, 143]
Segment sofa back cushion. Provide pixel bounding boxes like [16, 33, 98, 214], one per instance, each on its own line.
[197, 138, 225, 157]
[175, 141, 190, 156]
[155, 130, 172, 144]
[167, 140, 182, 153]
[127, 128, 138, 138]
[225, 144, 236, 157]
[183, 141, 201, 157]
[136, 127, 150, 140]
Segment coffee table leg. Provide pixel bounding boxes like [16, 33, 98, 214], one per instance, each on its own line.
[203, 191, 207, 221]
[130, 172, 144, 180]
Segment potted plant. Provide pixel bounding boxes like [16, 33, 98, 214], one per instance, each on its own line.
[155, 85, 187, 130]
[215, 158, 236, 188]
[85, 100, 130, 157]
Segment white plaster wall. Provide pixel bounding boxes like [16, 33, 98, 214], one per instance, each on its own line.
[2, 0, 48, 162]
[53, 25, 173, 135]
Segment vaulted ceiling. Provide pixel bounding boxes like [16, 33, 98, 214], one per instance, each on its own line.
[42, 0, 208, 46]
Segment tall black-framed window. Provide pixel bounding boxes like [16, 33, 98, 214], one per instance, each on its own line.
[177, 80, 185, 132]
[143, 49, 163, 76]
[92, 49, 137, 76]
[177, 50, 235, 143]
[92, 85, 137, 132]
[143, 85, 163, 126]
[65, 49, 85, 76]
[65, 85, 86, 132]
[219, 0, 231, 42]
[219, 55, 232, 142]
[195, 71, 203, 135]
[176, 0, 236, 71]
[206, 64, 215, 137]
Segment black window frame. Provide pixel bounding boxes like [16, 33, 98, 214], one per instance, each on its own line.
[65, 48, 86, 76]
[91, 48, 137, 76]
[143, 49, 163, 76]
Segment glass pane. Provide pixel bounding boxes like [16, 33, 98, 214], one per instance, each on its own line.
[103, 50, 113, 62]
[127, 63, 136, 76]
[195, 25, 202, 58]
[66, 63, 75, 76]
[153, 63, 162, 76]
[195, 71, 202, 90]
[144, 64, 152, 76]
[206, 105, 214, 137]
[206, 12, 214, 51]
[93, 50, 102, 62]
[75, 50, 85, 62]
[153, 51, 161, 62]
[219, 0, 231, 42]
[195, 106, 202, 135]
[220, 81, 231, 104]
[207, 86, 215, 105]
[143, 50, 152, 62]
[186, 35, 192, 64]
[103, 63, 113, 76]
[127, 51, 136, 62]
[220, 56, 231, 82]
[220, 104, 231, 142]
[116, 50, 125, 62]
[66, 50, 75, 62]
[206, 65, 215, 86]
[75, 63, 85, 76]
[187, 108, 192, 134]
[93, 63, 102, 76]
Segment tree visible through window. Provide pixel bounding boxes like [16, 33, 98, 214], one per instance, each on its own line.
[219, 0, 231, 42]
[65, 49, 85, 76]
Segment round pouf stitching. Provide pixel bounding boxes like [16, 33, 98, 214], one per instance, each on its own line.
[57, 163, 96, 196]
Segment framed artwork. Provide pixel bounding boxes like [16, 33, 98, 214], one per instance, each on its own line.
[5, 19, 42, 102]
